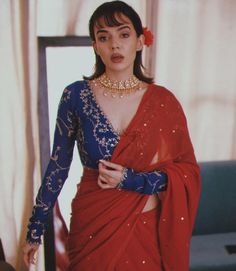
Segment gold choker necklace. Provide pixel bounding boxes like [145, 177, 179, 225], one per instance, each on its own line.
[92, 73, 142, 98]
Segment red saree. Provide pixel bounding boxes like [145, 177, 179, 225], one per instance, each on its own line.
[67, 84, 201, 271]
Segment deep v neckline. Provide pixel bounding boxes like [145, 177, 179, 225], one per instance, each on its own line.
[86, 80, 152, 137]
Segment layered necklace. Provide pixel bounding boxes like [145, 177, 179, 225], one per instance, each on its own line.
[92, 73, 142, 98]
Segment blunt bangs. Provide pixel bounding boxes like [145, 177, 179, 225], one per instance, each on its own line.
[89, 1, 143, 41]
[95, 12, 129, 30]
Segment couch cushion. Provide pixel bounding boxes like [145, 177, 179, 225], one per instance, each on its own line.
[193, 160, 236, 235]
[190, 232, 236, 271]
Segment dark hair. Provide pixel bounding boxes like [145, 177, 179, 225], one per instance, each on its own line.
[83, 0, 153, 83]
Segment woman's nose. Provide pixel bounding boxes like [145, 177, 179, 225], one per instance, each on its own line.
[112, 45, 119, 50]
[111, 38, 120, 50]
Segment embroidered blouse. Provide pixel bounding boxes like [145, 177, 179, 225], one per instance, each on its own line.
[26, 81, 167, 244]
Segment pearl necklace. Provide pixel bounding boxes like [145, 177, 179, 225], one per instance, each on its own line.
[92, 73, 142, 98]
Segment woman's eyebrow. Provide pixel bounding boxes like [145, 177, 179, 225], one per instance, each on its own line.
[96, 29, 108, 34]
[117, 25, 131, 31]
[96, 25, 131, 35]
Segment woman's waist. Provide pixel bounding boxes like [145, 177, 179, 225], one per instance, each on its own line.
[77, 167, 100, 194]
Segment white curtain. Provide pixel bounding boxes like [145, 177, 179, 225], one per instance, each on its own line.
[0, 1, 44, 270]
[37, 0, 146, 36]
[155, 0, 236, 161]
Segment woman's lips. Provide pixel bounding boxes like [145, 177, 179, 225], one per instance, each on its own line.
[111, 53, 124, 63]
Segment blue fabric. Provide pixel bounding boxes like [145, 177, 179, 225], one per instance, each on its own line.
[119, 168, 167, 195]
[26, 80, 167, 244]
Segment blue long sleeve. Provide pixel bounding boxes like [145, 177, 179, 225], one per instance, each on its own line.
[26, 88, 78, 244]
[118, 169, 168, 195]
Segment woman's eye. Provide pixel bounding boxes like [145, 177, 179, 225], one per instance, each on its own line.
[121, 32, 130, 38]
[98, 36, 108, 42]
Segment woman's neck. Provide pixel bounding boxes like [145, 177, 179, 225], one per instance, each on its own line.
[105, 70, 134, 81]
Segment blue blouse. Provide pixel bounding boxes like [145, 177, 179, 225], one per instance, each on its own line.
[26, 81, 167, 244]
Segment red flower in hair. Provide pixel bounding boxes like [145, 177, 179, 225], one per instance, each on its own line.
[143, 27, 154, 47]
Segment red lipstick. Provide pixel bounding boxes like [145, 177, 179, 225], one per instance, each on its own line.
[111, 53, 124, 63]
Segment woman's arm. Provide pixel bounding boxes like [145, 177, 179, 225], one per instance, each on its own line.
[26, 88, 78, 245]
[97, 160, 167, 195]
[117, 168, 167, 194]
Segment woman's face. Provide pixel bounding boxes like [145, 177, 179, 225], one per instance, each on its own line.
[93, 14, 144, 78]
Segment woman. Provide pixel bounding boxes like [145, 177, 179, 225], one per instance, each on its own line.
[23, 1, 201, 270]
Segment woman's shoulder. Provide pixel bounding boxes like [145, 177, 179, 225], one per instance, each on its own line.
[149, 83, 174, 97]
[148, 83, 182, 108]
[65, 80, 89, 93]
[60, 80, 90, 109]
[149, 84, 177, 100]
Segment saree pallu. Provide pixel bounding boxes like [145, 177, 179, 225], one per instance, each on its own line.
[67, 84, 201, 271]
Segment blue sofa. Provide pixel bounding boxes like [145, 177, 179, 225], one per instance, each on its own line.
[190, 160, 236, 270]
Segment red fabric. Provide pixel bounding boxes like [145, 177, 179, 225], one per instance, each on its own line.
[116, 208, 162, 270]
[54, 201, 69, 271]
[67, 84, 201, 271]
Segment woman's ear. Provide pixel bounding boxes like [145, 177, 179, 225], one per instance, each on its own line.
[93, 41, 99, 55]
[136, 34, 145, 51]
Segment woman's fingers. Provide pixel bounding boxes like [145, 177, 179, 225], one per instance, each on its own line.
[22, 242, 39, 267]
[98, 174, 118, 189]
[23, 253, 30, 267]
[98, 176, 113, 189]
[23, 249, 35, 267]
[99, 160, 123, 171]
[29, 249, 37, 264]
[98, 160, 123, 178]
[98, 160, 124, 189]
[98, 170, 118, 187]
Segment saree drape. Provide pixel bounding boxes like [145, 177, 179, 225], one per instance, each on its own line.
[67, 84, 201, 271]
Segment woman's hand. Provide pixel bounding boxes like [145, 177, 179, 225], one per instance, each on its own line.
[22, 241, 39, 267]
[98, 160, 124, 189]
